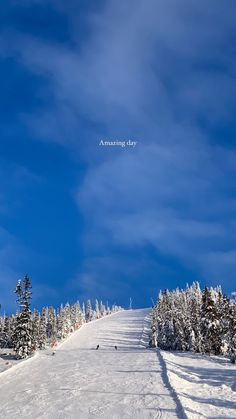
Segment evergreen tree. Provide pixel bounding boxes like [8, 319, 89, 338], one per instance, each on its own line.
[32, 309, 40, 350]
[46, 307, 57, 343]
[0, 277, 122, 355]
[106, 301, 111, 314]
[38, 308, 47, 349]
[12, 275, 33, 359]
[99, 300, 105, 317]
[82, 302, 86, 322]
[0, 316, 15, 348]
[95, 299, 101, 319]
[152, 282, 236, 361]
[86, 300, 93, 322]
[228, 302, 236, 363]
[200, 287, 221, 355]
[187, 282, 202, 352]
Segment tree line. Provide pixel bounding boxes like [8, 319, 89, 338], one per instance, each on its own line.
[0, 274, 122, 359]
[151, 282, 236, 363]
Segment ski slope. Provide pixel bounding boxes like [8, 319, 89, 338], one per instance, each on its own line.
[162, 350, 236, 418]
[0, 309, 183, 419]
[2, 309, 234, 419]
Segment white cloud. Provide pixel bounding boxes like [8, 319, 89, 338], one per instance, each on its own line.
[77, 141, 236, 281]
[2, 1, 235, 147]
[1, 0, 236, 295]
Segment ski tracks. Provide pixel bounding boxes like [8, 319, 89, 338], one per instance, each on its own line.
[157, 349, 187, 419]
[0, 309, 184, 419]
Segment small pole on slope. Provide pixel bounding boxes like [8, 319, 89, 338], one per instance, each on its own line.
[129, 297, 133, 310]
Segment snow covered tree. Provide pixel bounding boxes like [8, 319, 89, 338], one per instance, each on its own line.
[200, 287, 221, 355]
[85, 300, 93, 322]
[71, 302, 82, 330]
[37, 308, 47, 349]
[152, 282, 236, 362]
[227, 302, 236, 363]
[187, 282, 202, 352]
[0, 315, 15, 348]
[32, 309, 41, 350]
[106, 301, 111, 314]
[95, 299, 101, 319]
[0, 275, 123, 355]
[46, 306, 57, 343]
[82, 302, 86, 322]
[12, 275, 34, 359]
[99, 300, 105, 317]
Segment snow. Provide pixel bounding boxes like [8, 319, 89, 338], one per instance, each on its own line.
[0, 309, 235, 418]
[0, 349, 38, 374]
[0, 309, 181, 418]
[161, 350, 236, 418]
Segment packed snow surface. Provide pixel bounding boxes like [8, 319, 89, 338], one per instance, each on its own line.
[0, 309, 182, 418]
[162, 350, 236, 418]
[1, 309, 235, 418]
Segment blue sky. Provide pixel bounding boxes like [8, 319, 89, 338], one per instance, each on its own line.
[1, 0, 236, 313]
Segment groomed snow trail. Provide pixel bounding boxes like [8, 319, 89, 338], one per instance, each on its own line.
[162, 350, 236, 418]
[0, 309, 182, 419]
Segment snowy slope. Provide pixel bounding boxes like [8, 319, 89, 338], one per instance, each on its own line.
[0, 309, 183, 419]
[161, 350, 236, 418]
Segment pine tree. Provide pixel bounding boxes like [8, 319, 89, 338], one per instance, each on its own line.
[63, 303, 72, 334]
[71, 303, 80, 330]
[152, 282, 236, 360]
[38, 308, 47, 349]
[200, 287, 221, 355]
[46, 307, 57, 343]
[32, 309, 40, 350]
[86, 300, 93, 322]
[228, 302, 236, 363]
[82, 302, 86, 322]
[187, 282, 202, 352]
[99, 300, 105, 317]
[0, 276, 123, 355]
[0, 316, 15, 348]
[106, 301, 111, 314]
[12, 275, 34, 359]
[95, 299, 100, 319]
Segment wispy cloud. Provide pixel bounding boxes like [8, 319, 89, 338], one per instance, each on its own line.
[3, 1, 236, 146]
[77, 142, 236, 284]
[1, 0, 236, 298]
